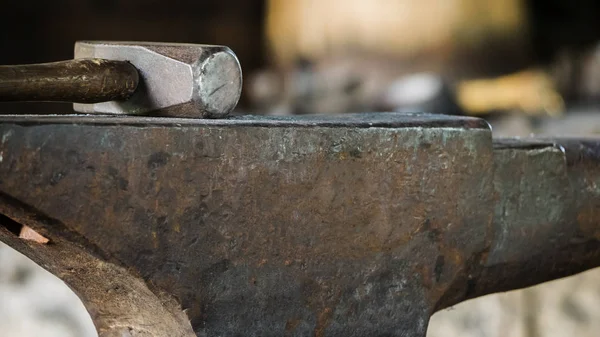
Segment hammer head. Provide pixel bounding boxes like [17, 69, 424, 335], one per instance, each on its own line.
[73, 41, 242, 118]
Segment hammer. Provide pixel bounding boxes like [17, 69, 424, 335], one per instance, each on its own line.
[0, 41, 243, 118]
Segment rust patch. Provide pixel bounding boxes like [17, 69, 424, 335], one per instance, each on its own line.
[314, 307, 333, 337]
[285, 318, 301, 335]
[577, 206, 600, 240]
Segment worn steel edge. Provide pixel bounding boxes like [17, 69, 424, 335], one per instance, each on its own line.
[0, 113, 597, 337]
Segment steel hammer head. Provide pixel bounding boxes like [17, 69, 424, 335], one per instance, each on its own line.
[73, 41, 242, 118]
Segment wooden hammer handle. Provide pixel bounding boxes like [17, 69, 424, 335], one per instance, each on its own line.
[0, 59, 139, 104]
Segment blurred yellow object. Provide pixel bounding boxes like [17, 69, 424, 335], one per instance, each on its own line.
[457, 70, 564, 116]
[266, 0, 527, 68]
[265, 0, 563, 116]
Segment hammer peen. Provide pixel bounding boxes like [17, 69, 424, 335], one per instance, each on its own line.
[0, 41, 243, 118]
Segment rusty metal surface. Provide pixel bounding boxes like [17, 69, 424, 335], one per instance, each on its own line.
[0, 59, 139, 104]
[457, 139, 600, 304]
[0, 112, 598, 336]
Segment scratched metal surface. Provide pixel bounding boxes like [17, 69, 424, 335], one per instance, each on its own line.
[0, 113, 493, 336]
[0, 113, 599, 336]
[459, 139, 600, 302]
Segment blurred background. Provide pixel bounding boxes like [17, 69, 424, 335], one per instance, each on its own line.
[2, 0, 600, 336]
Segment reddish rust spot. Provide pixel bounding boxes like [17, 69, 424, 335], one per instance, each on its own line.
[314, 307, 333, 337]
[284, 318, 301, 335]
[577, 207, 600, 240]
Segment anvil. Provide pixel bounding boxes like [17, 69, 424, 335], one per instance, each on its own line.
[0, 113, 598, 336]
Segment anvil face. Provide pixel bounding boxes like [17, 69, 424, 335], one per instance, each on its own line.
[0, 113, 598, 337]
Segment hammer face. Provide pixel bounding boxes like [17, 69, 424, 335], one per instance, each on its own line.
[73, 41, 242, 118]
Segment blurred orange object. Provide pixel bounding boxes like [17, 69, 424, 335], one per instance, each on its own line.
[457, 70, 564, 115]
[266, 0, 530, 77]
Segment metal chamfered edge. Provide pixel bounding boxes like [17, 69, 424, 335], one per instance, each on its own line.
[492, 138, 563, 151]
[0, 112, 490, 130]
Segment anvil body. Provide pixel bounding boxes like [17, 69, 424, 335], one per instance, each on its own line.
[0, 113, 598, 337]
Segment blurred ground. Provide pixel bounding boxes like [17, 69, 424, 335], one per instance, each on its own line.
[0, 242, 96, 337]
[1, 111, 600, 337]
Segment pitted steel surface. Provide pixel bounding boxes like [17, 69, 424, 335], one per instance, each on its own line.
[0, 112, 598, 337]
